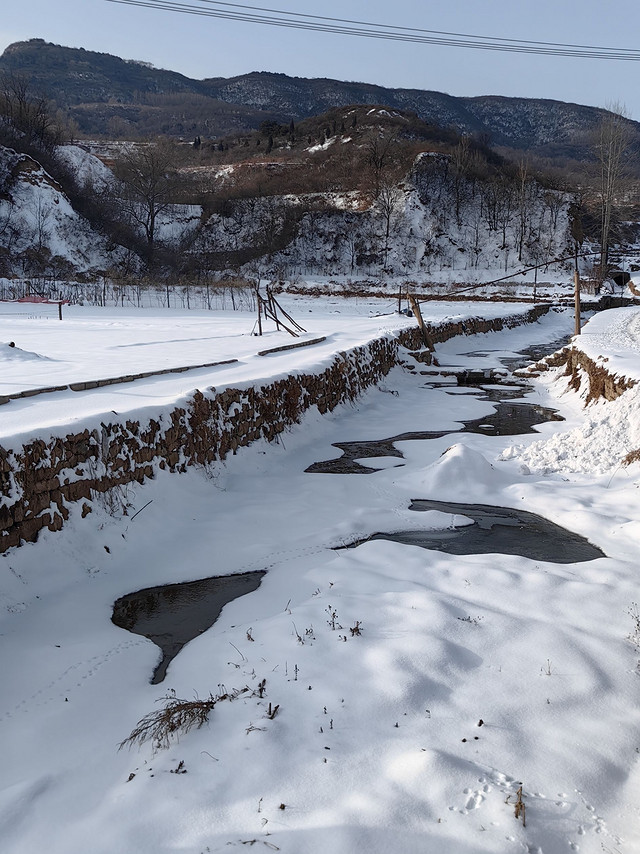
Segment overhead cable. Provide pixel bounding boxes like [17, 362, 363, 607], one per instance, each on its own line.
[105, 0, 640, 60]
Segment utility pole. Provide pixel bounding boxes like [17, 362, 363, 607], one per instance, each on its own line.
[408, 293, 434, 351]
[574, 269, 581, 337]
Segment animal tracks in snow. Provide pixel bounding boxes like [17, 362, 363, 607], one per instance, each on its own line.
[0, 639, 144, 722]
[462, 783, 489, 811]
[450, 774, 501, 816]
[445, 771, 619, 852]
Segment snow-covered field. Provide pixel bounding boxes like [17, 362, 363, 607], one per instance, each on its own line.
[1, 301, 640, 854]
[0, 295, 527, 442]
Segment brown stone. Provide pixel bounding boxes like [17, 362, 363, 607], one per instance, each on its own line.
[34, 476, 59, 494]
[0, 504, 13, 531]
[0, 527, 20, 552]
[48, 512, 64, 532]
[63, 481, 92, 502]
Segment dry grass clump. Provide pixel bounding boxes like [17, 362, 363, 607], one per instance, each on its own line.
[622, 448, 640, 466]
[119, 687, 249, 750]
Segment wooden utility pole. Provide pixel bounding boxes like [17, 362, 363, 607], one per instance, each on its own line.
[408, 293, 434, 351]
[574, 269, 581, 337]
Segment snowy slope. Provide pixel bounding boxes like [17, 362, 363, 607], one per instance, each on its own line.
[503, 306, 640, 474]
[0, 146, 120, 275]
[1, 304, 640, 854]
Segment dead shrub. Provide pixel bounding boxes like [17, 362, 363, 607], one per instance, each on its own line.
[119, 687, 249, 750]
[622, 448, 640, 466]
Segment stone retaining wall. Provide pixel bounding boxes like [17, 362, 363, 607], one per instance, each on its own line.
[532, 345, 636, 403]
[0, 305, 549, 553]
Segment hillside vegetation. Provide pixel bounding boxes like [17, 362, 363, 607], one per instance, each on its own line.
[0, 43, 638, 289]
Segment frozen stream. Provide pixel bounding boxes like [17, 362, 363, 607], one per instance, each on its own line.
[112, 321, 600, 682]
[5, 305, 640, 854]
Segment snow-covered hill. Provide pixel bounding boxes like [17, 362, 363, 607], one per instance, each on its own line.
[0, 144, 206, 279]
[0, 145, 120, 278]
[191, 151, 573, 282]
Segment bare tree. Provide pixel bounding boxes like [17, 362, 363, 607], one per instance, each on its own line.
[451, 135, 472, 224]
[0, 73, 62, 152]
[365, 132, 399, 198]
[114, 141, 181, 254]
[516, 158, 535, 262]
[377, 181, 403, 268]
[594, 103, 633, 276]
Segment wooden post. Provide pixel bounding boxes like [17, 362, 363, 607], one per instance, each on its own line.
[574, 269, 581, 337]
[267, 287, 281, 331]
[58, 301, 63, 321]
[408, 294, 434, 351]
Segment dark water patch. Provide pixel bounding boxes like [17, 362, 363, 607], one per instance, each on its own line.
[306, 436, 438, 474]
[339, 499, 605, 563]
[306, 402, 562, 473]
[501, 337, 571, 372]
[471, 385, 532, 403]
[430, 383, 528, 402]
[306, 438, 406, 474]
[112, 571, 266, 683]
[462, 400, 563, 436]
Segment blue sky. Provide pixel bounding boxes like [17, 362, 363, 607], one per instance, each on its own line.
[2, 0, 640, 119]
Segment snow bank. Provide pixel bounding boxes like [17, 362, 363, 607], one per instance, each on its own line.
[502, 383, 640, 474]
[501, 306, 640, 474]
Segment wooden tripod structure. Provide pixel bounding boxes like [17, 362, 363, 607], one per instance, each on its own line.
[254, 283, 307, 338]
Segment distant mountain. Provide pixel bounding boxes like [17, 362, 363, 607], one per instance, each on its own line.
[2, 39, 639, 158]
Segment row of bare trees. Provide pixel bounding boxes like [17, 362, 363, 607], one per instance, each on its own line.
[594, 103, 635, 274]
[0, 73, 64, 152]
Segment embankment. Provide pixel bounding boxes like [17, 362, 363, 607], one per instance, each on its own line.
[531, 345, 637, 404]
[0, 306, 548, 553]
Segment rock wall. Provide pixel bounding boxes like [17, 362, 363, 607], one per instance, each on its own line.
[531, 345, 636, 403]
[0, 306, 549, 553]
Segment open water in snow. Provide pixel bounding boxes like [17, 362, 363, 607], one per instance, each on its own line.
[112, 571, 266, 684]
[112, 332, 598, 683]
[340, 499, 605, 564]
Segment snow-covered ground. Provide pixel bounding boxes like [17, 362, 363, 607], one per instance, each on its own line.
[0, 295, 527, 443]
[503, 306, 640, 475]
[1, 301, 640, 854]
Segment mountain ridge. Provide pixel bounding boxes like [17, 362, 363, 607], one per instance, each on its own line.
[1, 39, 639, 157]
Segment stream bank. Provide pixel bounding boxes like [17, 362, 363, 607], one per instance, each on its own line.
[1, 305, 549, 553]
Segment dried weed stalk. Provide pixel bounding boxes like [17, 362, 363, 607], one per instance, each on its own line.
[506, 785, 526, 827]
[119, 687, 249, 750]
[622, 448, 640, 466]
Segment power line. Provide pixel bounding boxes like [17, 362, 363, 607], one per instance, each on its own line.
[105, 0, 640, 60]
